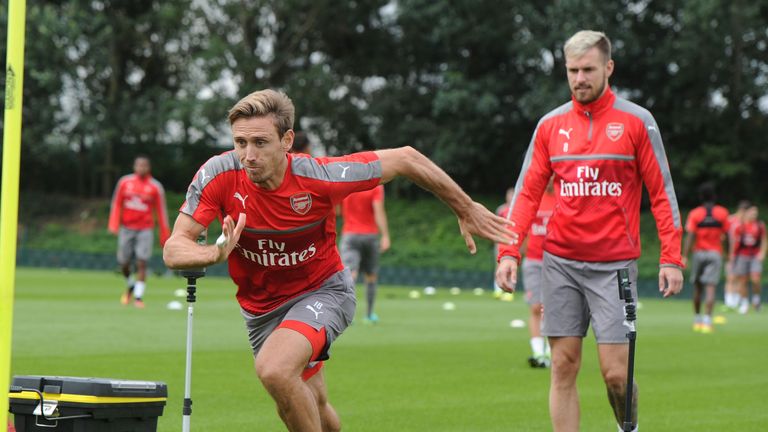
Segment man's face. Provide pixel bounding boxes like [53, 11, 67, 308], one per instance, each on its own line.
[133, 158, 150, 177]
[566, 47, 614, 104]
[231, 116, 293, 187]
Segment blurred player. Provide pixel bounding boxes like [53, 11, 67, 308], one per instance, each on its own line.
[520, 178, 555, 367]
[730, 204, 766, 314]
[494, 187, 515, 299]
[290, 130, 312, 155]
[495, 31, 683, 432]
[724, 201, 750, 310]
[340, 185, 390, 323]
[163, 89, 513, 432]
[108, 155, 170, 308]
[681, 182, 730, 333]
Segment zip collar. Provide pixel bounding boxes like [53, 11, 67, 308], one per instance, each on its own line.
[572, 86, 615, 118]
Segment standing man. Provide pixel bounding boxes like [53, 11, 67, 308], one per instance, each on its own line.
[108, 155, 170, 308]
[681, 182, 730, 333]
[730, 204, 766, 313]
[340, 185, 390, 323]
[520, 178, 555, 367]
[495, 31, 684, 432]
[724, 201, 750, 310]
[163, 89, 513, 432]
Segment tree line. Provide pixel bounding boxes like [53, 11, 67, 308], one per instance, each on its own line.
[1, 0, 767, 207]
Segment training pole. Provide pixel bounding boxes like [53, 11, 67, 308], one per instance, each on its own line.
[180, 232, 207, 432]
[1, 0, 28, 428]
[617, 268, 637, 432]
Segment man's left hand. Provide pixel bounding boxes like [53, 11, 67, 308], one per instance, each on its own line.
[457, 202, 517, 254]
[659, 266, 684, 298]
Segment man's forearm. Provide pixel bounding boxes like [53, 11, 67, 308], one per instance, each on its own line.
[163, 235, 220, 269]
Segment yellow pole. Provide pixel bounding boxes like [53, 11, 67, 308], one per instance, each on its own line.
[1, 0, 28, 427]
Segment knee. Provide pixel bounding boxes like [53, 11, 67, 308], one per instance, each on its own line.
[602, 368, 627, 391]
[254, 356, 292, 391]
[551, 352, 580, 384]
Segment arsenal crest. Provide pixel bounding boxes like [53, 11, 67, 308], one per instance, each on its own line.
[290, 192, 312, 215]
[605, 123, 624, 142]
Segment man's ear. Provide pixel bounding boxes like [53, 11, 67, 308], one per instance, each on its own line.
[282, 130, 295, 151]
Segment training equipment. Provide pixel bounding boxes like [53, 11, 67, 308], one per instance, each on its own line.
[167, 301, 183, 310]
[423, 286, 436, 296]
[215, 233, 228, 248]
[449, 287, 461, 295]
[180, 231, 208, 432]
[617, 268, 636, 432]
[473, 288, 484, 296]
[8, 375, 167, 431]
[174, 289, 186, 298]
[510, 319, 526, 328]
[442, 302, 456, 311]
[408, 290, 421, 299]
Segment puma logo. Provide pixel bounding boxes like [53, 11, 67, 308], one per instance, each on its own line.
[558, 128, 572, 140]
[198, 168, 210, 185]
[305, 304, 324, 320]
[339, 165, 350, 179]
[233, 192, 248, 209]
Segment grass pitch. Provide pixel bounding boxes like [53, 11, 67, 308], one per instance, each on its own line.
[10, 268, 768, 431]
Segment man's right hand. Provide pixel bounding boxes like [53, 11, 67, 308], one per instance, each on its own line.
[215, 213, 246, 263]
[495, 258, 518, 292]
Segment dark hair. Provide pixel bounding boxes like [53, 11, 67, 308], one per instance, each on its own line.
[698, 182, 716, 203]
[290, 131, 311, 154]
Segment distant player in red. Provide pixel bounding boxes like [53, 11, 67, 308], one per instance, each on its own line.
[520, 178, 555, 367]
[163, 89, 513, 432]
[108, 155, 170, 308]
[495, 31, 683, 432]
[493, 187, 515, 298]
[681, 183, 730, 333]
[724, 201, 750, 309]
[340, 185, 390, 323]
[730, 204, 766, 314]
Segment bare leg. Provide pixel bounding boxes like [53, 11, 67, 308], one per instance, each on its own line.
[136, 260, 147, 283]
[704, 284, 716, 317]
[598, 343, 637, 429]
[549, 336, 582, 432]
[306, 369, 341, 432]
[364, 273, 378, 318]
[750, 272, 762, 308]
[692, 281, 702, 315]
[255, 328, 323, 432]
[529, 303, 543, 338]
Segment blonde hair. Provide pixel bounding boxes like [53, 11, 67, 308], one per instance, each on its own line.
[564, 30, 612, 63]
[227, 89, 295, 137]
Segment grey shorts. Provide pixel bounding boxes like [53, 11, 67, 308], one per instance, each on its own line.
[340, 234, 380, 275]
[541, 252, 638, 344]
[117, 227, 153, 264]
[240, 269, 356, 361]
[522, 258, 543, 305]
[732, 256, 763, 276]
[690, 251, 722, 285]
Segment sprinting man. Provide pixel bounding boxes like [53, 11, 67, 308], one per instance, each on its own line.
[724, 200, 750, 310]
[730, 204, 766, 314]
[520, 178, 555, 367]
[108, 155, 170, 308]
[163, 89, 513, 432]
[681, 182, 730, 333]
[495, 31, 683, 432]
[340, 185, 390, 323]
[494, 187, 515, 299]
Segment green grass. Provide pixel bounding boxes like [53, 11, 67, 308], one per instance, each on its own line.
[9, 267, 768, 431]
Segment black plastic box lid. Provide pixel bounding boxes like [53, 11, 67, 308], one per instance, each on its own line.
[12, 376, 167, 398]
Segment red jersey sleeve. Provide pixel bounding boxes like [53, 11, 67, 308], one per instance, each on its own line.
[685, 208, 703, 233]
[180, 165, 227, 228]
[372, 185, 384, 202]
[152, 179, 171, 246]
[635, 116, 683, 267]
[107, 177, 126, 234]
[306, 152, 382, 204]
[498, 122, 553, 262]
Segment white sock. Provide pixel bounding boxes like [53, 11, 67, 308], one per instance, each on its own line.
[126, 275, 135, 289]
[702, 315, 712, 325]
[694, 314, 702, 324]
[530, 337, 545, 358]
[729, 293, 739, 308]
[134, 281, 146, 299]
[752, 294, 761, 305]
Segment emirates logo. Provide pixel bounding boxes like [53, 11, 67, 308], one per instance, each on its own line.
[290, 192, 312, 215]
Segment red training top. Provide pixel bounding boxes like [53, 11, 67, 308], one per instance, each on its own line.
[498, 87, 683, 267]
[180, 151, 381, 314]
[733, 221, 765, 257]
[525, 191, 556, 261]
[341, 185, 384, 235]
[108, 173, 170, 245]
[684, 204, 730, 253]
